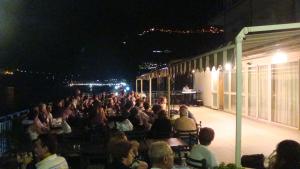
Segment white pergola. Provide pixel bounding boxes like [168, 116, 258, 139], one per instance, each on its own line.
[136, 68, 171, 115]
[235, 22, 300, 166]
[136, 22, 300, 167]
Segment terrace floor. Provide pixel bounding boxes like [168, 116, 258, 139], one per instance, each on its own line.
[177, 106, 300, 164]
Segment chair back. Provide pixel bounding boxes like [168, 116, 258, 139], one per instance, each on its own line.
[175, 129, 198, 148]
[186, 156, 207, 169]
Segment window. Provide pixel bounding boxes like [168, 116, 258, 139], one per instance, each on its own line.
[271, 61, 299, 128]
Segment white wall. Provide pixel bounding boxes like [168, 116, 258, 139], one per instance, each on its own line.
[194, 70, 212, 107]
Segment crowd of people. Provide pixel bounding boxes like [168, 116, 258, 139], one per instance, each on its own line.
[14, 89, 300, 169]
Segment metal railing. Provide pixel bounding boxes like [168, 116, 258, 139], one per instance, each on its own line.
[0, 109, 29, 156]
[142, 90, 202, 106]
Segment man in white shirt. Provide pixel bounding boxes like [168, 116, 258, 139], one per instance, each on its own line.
[148, 141, 174, 169]
[182, 85, 190, 92]
[34, 134, 69, 169]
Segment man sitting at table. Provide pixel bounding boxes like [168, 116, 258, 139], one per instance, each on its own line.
[188, 127, 218, 169]
[148, 141, 174, 169]
[174, 106, 197, 133]
[33, 134, 69, 169]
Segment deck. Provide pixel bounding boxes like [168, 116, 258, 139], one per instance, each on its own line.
[185, 106, 300, 163]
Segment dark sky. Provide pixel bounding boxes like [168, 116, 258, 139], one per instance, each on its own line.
[0, 0, 220, 80]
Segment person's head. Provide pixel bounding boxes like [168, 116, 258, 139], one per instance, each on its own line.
[157, 110, 168, 119]
[110, 130, 127, 141]
[179, 105, 188, 117]
[39, 103, 47, 113]
[158, 96, 167, 104]
[123, 101, 133, 112]
[57, 99, 65, 108]
[148, 141, 174, 169]
[273, 139, 300, 169]
[46, 104, 52, 113]
[111, 141, 135, 166]
[198, 127, 215, 146]
[135, 99, 144, 108]
[143, 101, 150, 110]
[33, 134, 57, 160]
[152, 104, 162, 114]
[108, 131, 128, 151]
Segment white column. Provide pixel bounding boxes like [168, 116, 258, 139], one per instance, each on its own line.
[141, 79, 143, 93]
[235, 34, 244, 167]
[136, 79, 138, 92]
[149, 78, 152, 106]
[167, 76, 171, 117]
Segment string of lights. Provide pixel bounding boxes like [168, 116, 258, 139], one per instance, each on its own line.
[138, 26, 224, 36]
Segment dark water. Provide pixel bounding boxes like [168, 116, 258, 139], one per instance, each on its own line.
[0, 85, 74, 116]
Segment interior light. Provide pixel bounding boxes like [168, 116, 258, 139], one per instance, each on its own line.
[192, 69, 195, 73]
[212, 66, 218, 81]
[225, 63, 231, 71]
[272, 51, 287, 64]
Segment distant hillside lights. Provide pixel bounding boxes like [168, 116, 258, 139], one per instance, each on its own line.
[139, 62, 167, 71]
[138, 26, 224, 36]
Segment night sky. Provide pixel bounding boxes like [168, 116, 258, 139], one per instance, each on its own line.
[0, 0, 221, 80]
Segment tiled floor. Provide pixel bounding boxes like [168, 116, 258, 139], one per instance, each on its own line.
[177, 106, 300, 164]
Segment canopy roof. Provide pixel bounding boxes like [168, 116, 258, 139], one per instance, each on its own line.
[241, 23, 300, 59]
[136, 67, 168, 80]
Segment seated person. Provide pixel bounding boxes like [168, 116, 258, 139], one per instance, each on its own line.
[33, 134, 69, 169]
[148, 141, 174, 169]
[143, 102, 155, 123]
[174, 106, 197, 132]
[149, 110, 173, 138]
[151, 104, 163, 120]
[158, 96, 167, 111]
[182, 85, 190, 92]
[188, 127, 218, 169]
[27, 110, 49, 141]
[108, 131, 148, 168]
[179, 105, 197, 123]
[268, 139, 300, 169]
[109, 141, 148, 169]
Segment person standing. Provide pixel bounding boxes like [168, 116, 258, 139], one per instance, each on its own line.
[182, 85, 192, 105]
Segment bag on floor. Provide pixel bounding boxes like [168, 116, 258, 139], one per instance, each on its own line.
[241, 154, 265, 169]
